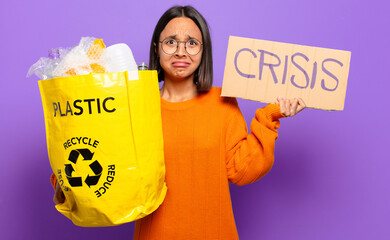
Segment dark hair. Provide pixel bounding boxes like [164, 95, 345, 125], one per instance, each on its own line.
[149, 5, 213, 92]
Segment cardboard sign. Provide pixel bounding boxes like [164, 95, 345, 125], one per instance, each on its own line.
[221, 36, 351, 110]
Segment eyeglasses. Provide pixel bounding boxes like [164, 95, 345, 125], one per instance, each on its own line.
[159, 37, 203, 56]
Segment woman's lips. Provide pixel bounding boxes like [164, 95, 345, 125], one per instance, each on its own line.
[172, 61, 190, 67]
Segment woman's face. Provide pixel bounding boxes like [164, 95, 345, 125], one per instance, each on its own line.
[158, 17, 203, 82]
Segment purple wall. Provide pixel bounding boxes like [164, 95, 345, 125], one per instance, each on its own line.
[1, 0, 389, 239]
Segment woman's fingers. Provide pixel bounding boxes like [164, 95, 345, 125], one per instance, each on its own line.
[284, 98, 291, 116]
[53, 181, 65, 204]
[280, 97, 291, 117]
[277, 97, 306, 117]
[297, 98, 306, 113]
[290, 98, 299, 116]
[278, 97, 286, 116]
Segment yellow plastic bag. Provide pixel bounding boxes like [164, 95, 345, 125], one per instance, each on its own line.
[38, 71, 167, 227]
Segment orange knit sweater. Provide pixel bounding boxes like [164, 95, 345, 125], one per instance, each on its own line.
[133, 87, 284, 239]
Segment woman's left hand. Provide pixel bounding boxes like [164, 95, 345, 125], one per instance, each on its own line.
[276, 97, 306, 117]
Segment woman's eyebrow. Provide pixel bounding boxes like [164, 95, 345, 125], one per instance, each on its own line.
[165, 34, 178, 39]
[162, 34, 200, 41]
[187, 35, 202, 42]
[186, 35, 198, 40]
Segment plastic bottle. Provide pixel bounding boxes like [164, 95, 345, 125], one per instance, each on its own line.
[47, 48, 61, 78]
[27, 48, 61, 79]
[48, 48, 60, 60]
[138, 62, 148, 70]
[26, 58, 48, 79]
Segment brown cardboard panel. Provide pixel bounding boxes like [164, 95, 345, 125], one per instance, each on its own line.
[221, 36, 351, 111]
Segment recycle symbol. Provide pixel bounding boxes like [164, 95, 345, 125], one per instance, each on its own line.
[65, 148, 103, 188]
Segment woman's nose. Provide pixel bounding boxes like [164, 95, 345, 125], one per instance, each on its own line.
[175, 41, 187, 56]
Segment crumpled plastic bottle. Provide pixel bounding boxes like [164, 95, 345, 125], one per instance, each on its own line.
[27, 37, 106, 79]
[27, 48, 65, 79]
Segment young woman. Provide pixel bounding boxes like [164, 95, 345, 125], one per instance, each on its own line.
[133, 5, 305, 240]
[53, 5, 305, 239]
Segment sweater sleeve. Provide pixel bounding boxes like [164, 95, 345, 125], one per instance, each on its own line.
[225, 99, 284, 186]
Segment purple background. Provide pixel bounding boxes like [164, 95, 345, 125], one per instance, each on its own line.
[1, 0, 389, 239]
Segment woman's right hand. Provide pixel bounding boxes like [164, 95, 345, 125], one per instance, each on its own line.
[53, 180, 66, 204]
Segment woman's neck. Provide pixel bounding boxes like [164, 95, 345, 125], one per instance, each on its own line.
[160, 78, 198, 102]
